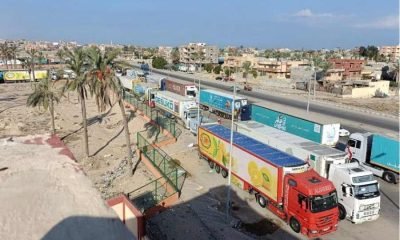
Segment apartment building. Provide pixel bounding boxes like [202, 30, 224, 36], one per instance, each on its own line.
[328, 59, 365, 80]
[256, 60, 310, 79]
[179, 43, 218, 64]
[157, 46, 173, 63]
[222, 54, 260, 70]
[379, 45, 400, 61]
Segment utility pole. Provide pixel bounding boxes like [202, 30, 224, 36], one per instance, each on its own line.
[226, 76, 237, 222]
[197, 77, 201, 128]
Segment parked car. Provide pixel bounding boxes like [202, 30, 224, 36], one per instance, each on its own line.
[215, 76, 223, 80]
[339, 128, 350, 137]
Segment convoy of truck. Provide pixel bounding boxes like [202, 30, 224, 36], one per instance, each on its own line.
[235, 121, 381, 223]
[248, 103, 340, 146]
[347, 133, 399, 184]
[199, 89, 250, 120]
[198, 124, 339, 237]
[118, 72, 398, 238]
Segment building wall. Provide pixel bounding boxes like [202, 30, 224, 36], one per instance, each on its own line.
[328, 59, 365, 80]
[179, 43, 218, 64]
[343, 81, 390, 98]
[379, 45, 400, 61]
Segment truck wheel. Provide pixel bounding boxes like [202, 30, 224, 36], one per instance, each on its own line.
[256, 194, 267, 208]
[221, 168, 228, 178]
[289, 217, 301, 233]
[338, 204, 347, 220]
[208, 160, 215, 169]
[215, 165, 221, 173]
[383, 171, 398, 184]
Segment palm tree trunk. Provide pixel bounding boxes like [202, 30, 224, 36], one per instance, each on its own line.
[79, 92, 89, 157]
[118, 97, 133, 172]
[50, 98, 56, 134]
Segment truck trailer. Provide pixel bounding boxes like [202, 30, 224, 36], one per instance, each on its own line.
[199, 89, 249, 120]
[160, 78, 197, 98]
[198, 124, 339, 237]
[154, 91, 199, 129]
[348, 133, 399, 184]
[248, 103, 340, 146]
[235, 121, 381, 223]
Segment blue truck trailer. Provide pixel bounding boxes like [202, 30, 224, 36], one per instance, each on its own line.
[348, 132, 399, 183]
[249, 103, 340, 146]
[199, 89, 249, 120]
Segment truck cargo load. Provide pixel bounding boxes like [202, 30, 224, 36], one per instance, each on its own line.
[160, 78, 197, 98]
[235, 121, 347, 178]
[370, 134, 399, 173]
[249, 103, 340, 146]
[199, 89, 249, 119]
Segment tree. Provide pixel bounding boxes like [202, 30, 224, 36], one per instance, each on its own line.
[251, 69, 258, 79]
[242, 61, 251, 82]
[359, 46, 367, 57]
[27, 49, 39, 82]
[86, 47, 134, 172]
[204, 63, 213, 73]
[366, 45, 379, 60]
[224, 67, 232, 77]
[152, 56, 168, 69]
[63, 47, 90, 157]
[171, 47, 180, 64]
[26, 77, 60, 134]
[213, 65, 222, 74]
[8, 45, 17, 69]
[0, 43, 10, 69]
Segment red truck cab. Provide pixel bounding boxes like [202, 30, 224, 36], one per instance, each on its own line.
[284, 169, 339, 237]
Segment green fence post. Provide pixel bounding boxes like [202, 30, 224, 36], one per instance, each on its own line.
[175, 169, 178, 189]
[155, 180, 158, 202]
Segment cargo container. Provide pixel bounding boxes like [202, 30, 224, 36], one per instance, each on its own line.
[348, 133, 399, 183]
[3, 70, 48, 82]
[199, 89, 249, 120]
[236, 121, 380, 223]
[119, 69, 143, 91]
[248, 103, 340, 146]
[198, 124, 339, 237]
[154, 91, 199, 129]
[160, 78, 197, 98]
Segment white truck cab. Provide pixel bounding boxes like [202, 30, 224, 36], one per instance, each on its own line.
[329, 163, 380, 223]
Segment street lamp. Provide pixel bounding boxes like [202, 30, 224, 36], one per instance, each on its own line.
[226, 72, 237, 222]
[306, 63, 316, 113]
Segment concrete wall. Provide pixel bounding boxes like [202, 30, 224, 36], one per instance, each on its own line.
[343, 81, 390, 98]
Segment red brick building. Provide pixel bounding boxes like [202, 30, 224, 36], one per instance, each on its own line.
[328, 59, 365, 80]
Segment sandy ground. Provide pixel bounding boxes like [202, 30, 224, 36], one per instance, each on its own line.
[0, 82, 155, 200]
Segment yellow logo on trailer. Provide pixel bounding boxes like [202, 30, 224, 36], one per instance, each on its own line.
[4, 70, 48, 81]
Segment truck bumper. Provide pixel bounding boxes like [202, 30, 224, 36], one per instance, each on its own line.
[351, 213, 379, 224]
[306, 225, 337, 238]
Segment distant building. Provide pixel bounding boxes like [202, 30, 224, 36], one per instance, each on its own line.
[179, 43, 218, 65]
[379, 45, 400, 61]
[325, 68, 345, 82]
[328, 59, 365, 80]
[256, 60, 310, 80]
[157, 46, 173, 63]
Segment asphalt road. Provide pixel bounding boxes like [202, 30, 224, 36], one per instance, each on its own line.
[140, 66, 398, 134]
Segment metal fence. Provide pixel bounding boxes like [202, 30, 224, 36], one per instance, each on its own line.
[123, 91, 181, 138]
[137, 132, 186, 193]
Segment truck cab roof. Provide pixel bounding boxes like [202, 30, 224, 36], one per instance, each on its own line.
[290, 169, 336, 196]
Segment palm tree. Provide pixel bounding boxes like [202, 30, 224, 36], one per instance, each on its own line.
[27, 49, 38, 82]
[8, 45, 17, 69]
[63, 47, 90, 157]
[86, 47, 134, 171]
[242, 61, 251, 83]
[0, 43, 9, 69]
[27, 77, 60, 134]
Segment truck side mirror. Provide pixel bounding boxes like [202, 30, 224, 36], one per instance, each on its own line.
[342, 184, 352, 197]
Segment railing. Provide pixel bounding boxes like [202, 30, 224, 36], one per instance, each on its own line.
[123, 90, 181, 138]
[137, 132, 186, 193]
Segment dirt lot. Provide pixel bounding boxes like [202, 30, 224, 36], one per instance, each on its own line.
[0, 82, 155, 199]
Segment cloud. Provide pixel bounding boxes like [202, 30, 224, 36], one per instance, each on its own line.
[293, 9, 334, 18]
[353, 16, 399, 29]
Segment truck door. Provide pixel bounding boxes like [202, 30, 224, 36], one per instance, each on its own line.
[348, 139, 362, 161]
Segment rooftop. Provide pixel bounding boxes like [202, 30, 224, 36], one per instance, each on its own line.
[0, 134, 134, 240]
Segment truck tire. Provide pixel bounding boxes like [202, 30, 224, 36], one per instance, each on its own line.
[221, 168, 228, 178]
[289, 217, 301, 233]
[383, 171, 398, 184]
[256, 194, 267, 208]
[215, 165, 221, 173]
[208, 160, 215, 169]
[338, 203, 347, 220]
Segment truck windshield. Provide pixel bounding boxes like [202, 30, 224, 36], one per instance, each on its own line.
[310, 191, 337, 213]
[187, 90, 196, 97]
[353, 183, 380, 199]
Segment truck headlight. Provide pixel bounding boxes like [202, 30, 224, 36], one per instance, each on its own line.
[310, 230, 318, 234]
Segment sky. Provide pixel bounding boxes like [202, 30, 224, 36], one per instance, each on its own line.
[1, 0, 399, 49]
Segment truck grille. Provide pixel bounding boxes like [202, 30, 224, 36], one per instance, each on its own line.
[316, 213, 335, 227]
